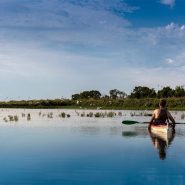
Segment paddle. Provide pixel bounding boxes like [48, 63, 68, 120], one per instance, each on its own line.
[122, 120, 185, 125]
[122, 120, 148, 125]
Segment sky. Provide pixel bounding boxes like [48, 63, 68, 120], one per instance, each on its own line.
[1, 0, 185, 99]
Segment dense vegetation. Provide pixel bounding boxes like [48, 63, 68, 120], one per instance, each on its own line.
[1, 86, 185, 110]
[72, 86, 185, 99]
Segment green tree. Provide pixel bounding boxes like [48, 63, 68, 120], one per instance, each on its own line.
[71, 93, 81, 100]
[109, 89, 118, 99]
[109, 89, 127, 99]
[174, 86, 185, 97]
[130, 86, 156, 98]
[88, 90, 101, 99]
[72, 90, 101, 100]
[157, 86, 174, 98]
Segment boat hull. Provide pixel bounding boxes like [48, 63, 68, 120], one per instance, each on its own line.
[151, 124, 173, 140]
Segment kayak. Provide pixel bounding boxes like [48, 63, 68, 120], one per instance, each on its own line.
[150, 124, 173, 141]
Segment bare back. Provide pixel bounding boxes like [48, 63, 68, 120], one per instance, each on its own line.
[153, 108, 168, 123]
[152, 108, 175, 124]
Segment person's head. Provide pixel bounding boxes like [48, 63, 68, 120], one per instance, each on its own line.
[159, 99, 166, 108]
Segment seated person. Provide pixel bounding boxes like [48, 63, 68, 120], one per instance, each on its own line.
[148, 99, 175, 130]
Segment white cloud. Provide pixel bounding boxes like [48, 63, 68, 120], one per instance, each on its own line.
[181, 66, 185, 71]
[1, 20, 185, 98]
[1, 1, 185, 98]
[124, 67, 185, 90]
[160, 0, 175, 8]
[165, 22, 185, 32]
[87, 66, 185, 95]
[0, 0, 135, 29]
[166, 58, 175, 64]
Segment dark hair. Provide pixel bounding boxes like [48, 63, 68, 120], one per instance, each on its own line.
[159, 99, 166, 107]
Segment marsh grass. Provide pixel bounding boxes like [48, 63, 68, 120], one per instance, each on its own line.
[14, 115, 19, 122]
[92, 111, 116, 118]
[86, 112, 93, 117]
[8, 115, 14, 121]
[75, 110, 80, 116]
[47, 112, 53, 118]
[181, 113, 185, 120]
[130, 112, 135, 117]
[94, 112, 102, 118]
[107, 112, 115, 118]
[27, 113, 31, 121]
[6, 115, 19, 122]
[81, 112, 85, 117]
[22, 113, 26, 117]
[3, 117, 8, 122]
[0, 109, 157, 123]
[1, 97, 185, 110]
[59, 112, 66, 118]
[130, 111, 151, 117]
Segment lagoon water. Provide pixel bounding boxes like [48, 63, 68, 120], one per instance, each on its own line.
[0, 109, 185, 185]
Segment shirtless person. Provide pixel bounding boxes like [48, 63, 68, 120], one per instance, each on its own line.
[148, 99, 175, 130]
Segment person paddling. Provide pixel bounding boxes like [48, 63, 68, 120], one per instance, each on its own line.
[148, 99, 175, 130]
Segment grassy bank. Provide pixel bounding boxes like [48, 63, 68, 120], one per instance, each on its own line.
[69, 98, 185, 110]
[0, 98, 185, 110]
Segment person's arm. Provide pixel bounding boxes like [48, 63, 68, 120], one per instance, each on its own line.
[167, 111, 176, 128]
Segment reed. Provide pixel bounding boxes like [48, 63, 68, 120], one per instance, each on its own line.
[81, 112, 85, 117]
[130, 112, 135, 117]
[47, 112, 53, 118]
[86, 112, 93, 117]
[7, 115, 19, 122]
[3, 117, 8, 122]
[181, 113, 185, 120]
[8, 115, 14, 121]
[14, 115, 19, 122]
[22, 113, 26, 117]
[94, 112, 101, 117]
[27, 113, 31, 121]
[75, 110, 80, 116]
[59, 112, 66, 118]
[107, 112, 115, 118]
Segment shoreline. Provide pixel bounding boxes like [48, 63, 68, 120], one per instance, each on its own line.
[0, 97, 185, 110]
[0, 106, 185, 111]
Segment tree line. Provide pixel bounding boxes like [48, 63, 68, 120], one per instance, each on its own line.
[71, 86, 185, 100]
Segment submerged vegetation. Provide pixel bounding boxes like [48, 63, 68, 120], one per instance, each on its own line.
[1, 109, 185, 124]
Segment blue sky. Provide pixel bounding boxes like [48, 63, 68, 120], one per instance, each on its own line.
[1, 0, 185, 99]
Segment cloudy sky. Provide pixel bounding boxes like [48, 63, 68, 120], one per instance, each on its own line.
[1, 0, 185, 99]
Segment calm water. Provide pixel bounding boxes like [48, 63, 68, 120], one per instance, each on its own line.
[0, 109, 185, 185]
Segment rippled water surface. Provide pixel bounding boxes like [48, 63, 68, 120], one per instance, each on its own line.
[0, 109, 185, 185]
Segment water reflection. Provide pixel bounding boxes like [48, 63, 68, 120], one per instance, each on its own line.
[122, 127, 176, 160]
[148, 129, 175, 160]
[122, 131, 139, 137]
[122, 126, 148, 138]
